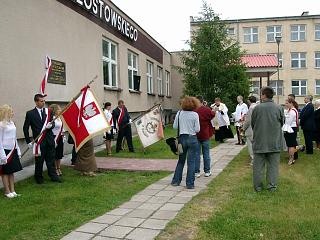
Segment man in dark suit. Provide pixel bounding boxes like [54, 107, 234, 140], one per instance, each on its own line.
[112, 100, 134, 153]
[300, 95, 315, 154]
[23, 94, 61, 184]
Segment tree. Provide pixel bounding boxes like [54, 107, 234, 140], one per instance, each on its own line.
[178, 1, 250, 113]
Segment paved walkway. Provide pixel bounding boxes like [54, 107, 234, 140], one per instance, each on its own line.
[96, 158, 177, 171]
[62, 139, 245, 240]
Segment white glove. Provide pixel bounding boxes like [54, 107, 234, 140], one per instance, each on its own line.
[18, 155, 21, 159]
[63, 136, 67, 143]
[112, 128, 117, 135]
[129, 119, 133, 124]
[107, 130, 111, 135]
[28, 143, 33, 149]
[46, 122, 53, 129]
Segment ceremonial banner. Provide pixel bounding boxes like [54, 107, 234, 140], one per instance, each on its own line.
[40, 55, 52, 96]
[61, 87, 110, 152]
[134, 105, 164, 148]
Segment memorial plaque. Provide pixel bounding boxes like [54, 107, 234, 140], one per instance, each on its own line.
[47, 60, 66, 85]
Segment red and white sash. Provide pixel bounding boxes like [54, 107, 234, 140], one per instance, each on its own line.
[117, 107, 124, 129]
[290, 108, 299, 128]
[33, 108, 50, 156]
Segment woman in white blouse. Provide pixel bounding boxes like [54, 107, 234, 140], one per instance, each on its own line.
[103, 102, 114, 155]
[282, 99, 299, 165]
[49, 104, 65, 176]
[0, 105, 23, 198]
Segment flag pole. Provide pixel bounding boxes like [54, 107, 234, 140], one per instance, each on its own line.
[20, 75, 97, 158]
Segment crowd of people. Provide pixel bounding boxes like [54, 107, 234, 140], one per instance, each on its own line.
[0, 94, 135, 199]
[1, 89, 320, 197]
[171, 87, 320, 191]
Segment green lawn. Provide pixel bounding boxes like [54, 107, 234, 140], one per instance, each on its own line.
[96, 125, 219, 159]
[0, 167, 169, 240]
[157, 146, 320, 240]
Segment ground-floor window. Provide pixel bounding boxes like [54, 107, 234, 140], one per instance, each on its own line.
[269, 80, 283, 95]
[102, 39, 118, 87]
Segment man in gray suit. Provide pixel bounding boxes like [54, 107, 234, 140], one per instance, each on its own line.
[251, 87, 284, 192]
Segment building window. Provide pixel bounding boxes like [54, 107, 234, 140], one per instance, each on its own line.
[157, 66, 163, 95]
[165, 71, 170, 96]
[315, 24, 320, 40]
[291, 25, 306, 41]
[227, 28, 235, 35]
[291, 52, 306, 68]
[146, 61, 153, 94]
[102, 39, 118, 87]
[243, 27, 258, 43]
[268, 52, 283, 68]
[269, 80, 283, 95]
[128, 51, 138, 90]
[266, 25, 282, 42]
[291, 80, 307, 96]
[250, 81, 260, 95]
[316, 80, 320, 95]
[315, 52, 320, 68]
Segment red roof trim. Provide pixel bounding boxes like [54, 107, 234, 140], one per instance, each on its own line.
[241, 54, 278, 68]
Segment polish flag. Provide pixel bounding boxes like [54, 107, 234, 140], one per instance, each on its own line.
[40, 55, 52, 96]
[61, 86, 110, 152]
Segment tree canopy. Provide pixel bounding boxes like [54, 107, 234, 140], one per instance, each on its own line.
[178, 1, 250, 113]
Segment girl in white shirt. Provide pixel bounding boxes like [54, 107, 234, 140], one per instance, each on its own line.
[0, 105, 23, 198]
[282, 99, 299, 165]
[49, 104, 65, 176]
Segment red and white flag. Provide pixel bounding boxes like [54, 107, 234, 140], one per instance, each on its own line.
[40, 55, 52, 96]
[61, 86, 110, 152]
[134, 105, 164, 148]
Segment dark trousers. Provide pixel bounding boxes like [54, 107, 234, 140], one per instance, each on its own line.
[303, 130, 314, 154]
[71, 145, 77, 165]
[35, 142, 59, 181]
[116, 125, 134, 152]
[236, 126, 244, 144]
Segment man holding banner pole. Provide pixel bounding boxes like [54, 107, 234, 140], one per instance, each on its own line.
[23, 94, 61, 184]
[113, 100, 134, 153]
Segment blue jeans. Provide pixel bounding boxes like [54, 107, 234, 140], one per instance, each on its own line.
[195, 140, 211, 173]
[171, 134, 199, 187]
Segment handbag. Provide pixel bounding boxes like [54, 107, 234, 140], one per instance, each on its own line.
[166, 111, 183, 155]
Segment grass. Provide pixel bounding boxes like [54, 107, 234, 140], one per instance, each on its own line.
[0, 167, 169, 240]
[96, 125, 219, 159]
[157, 142, 320, 240]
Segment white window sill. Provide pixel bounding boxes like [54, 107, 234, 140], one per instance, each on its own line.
[104, 86, 122, 92]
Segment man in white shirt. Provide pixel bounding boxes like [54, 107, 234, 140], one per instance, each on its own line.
[234, 96, 248, 145]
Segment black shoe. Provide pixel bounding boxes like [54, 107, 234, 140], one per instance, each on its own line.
[293, 152, 298, 160]
[186, 185, 194, 189]
[129, 150, 135, 153]
[171, 182, 180, 186]
[51, 177, 62, 183]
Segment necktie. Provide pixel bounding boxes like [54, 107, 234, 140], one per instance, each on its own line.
[41, 109, 46, 123]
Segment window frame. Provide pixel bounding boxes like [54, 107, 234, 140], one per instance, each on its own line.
[316, 79, 320, 95]
[165, 70, 171, 96]
[315, 52, 320, 68]
[269, 80, 283, 96]
[128, 51, 139, 90]
[266, 25, 282, 42]
[146, 61, 154, 94]
[102, 39, 118, 88]
[157, 66, 163, 95]
[290, 24, 306, 41]
[243, 27, 259, 43]
[291, 80, 307, 96]
[315, 24, 320, 40]
[291, 52, 307, 69]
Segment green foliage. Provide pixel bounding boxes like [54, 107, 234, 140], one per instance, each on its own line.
[178, 1, 250, 112]
[0, 168, 169, 240]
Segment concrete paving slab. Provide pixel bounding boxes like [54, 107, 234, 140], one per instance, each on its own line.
[159, 203, 184, 211]
[114, 217, 145, 227]
[126, 209, 154, 218]
[61, 231, 94, 240]
[92, 215, 122, 224]
[75, 222, 108, 234]
[126, 228, 161, 240]
[150, 210, 178, 220]
[140, 219, 169, 230]
[99, 225, 133, 238]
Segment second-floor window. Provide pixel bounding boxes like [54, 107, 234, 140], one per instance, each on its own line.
[102, 39, 118, 87]
[243, 27, 258, 43]
[291, 52, 306, 68]
[227, 28, 235, 35]
[291, 24, 306, 41]
[128, 51, 138, 90]
[316, 80, 320, 95]
[315, 52, 320, 68]
[266, 25, 282, 42]
[146, 61, 153, 94]
[165, 71, 170, 96]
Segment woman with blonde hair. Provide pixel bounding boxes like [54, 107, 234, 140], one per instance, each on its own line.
[49, 104, 65, 176]
[0, 105, 23, 198]
[171, 96, 200, 189]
